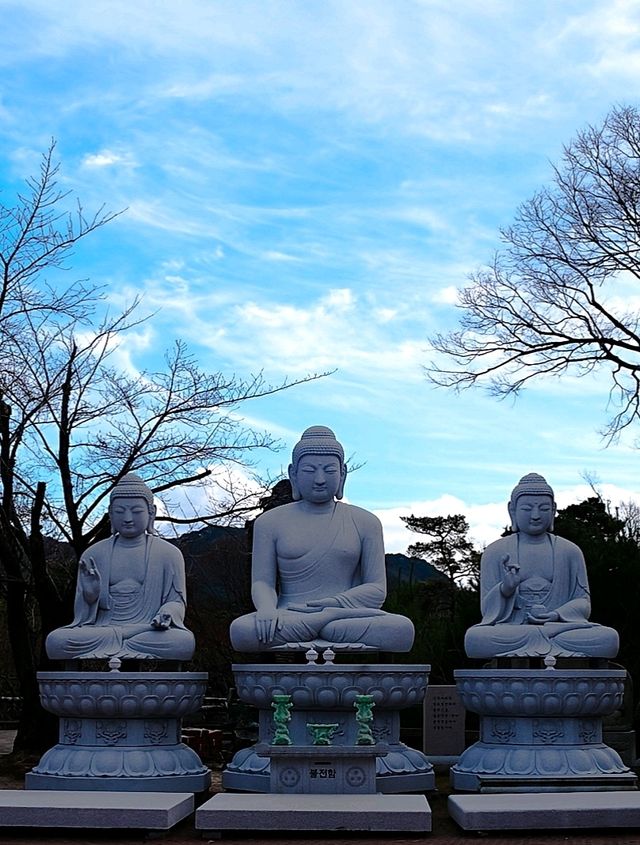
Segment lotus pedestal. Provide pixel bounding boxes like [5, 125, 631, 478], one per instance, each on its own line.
[223, 663, 434, 794]
[451, 667, 637, 793]
[26, 671, 211, 792]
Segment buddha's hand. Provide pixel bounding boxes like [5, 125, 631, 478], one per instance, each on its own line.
[500, 554, 521, 595]
[79, 556, 100, 603]
[289, 597, 340, 612]
[255, 609, 283, 643]
[526, 606, 559, 624]
[151, 612, 172, 630]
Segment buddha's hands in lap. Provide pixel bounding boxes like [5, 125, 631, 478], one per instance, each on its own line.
[151, 612, 172, 630]
[526, 605, 560, 625]
[79, 556, 100, 604]
[255, 609, 284, 643]
[288, 597, 341, 613]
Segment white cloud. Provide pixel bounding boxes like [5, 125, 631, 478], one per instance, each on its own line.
[2, 0, 597, 146]
[433, 286, 459, 305]
[376, 482, 640, 554]
[81, 149, 137, 169]
[261, 250, 301, 263]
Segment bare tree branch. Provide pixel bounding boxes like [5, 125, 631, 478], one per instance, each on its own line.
[427, 105, 640, 442]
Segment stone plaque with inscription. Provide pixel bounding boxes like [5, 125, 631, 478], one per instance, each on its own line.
[423, 685, 465, 757]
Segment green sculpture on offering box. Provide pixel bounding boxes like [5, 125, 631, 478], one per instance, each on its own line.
[354, 694, 375, 745]
[271, 694, 293, 745]
[307, 723, 339, 746]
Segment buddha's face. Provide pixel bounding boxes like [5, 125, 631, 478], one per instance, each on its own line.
[110, 496, 151, 538]
[512, 494, 555, 536]
[292, 454, 345, 504]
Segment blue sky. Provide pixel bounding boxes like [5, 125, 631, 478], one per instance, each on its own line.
[3, 0, 640, 551]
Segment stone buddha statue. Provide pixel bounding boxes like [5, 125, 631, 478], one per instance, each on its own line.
[230, 425, 415, 652]
[464, 473, 619, 659]
[46, 474, 195, 662]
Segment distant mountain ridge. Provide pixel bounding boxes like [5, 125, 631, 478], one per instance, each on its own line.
[385, 552, 446, 585]
[173, 525, 444, 595]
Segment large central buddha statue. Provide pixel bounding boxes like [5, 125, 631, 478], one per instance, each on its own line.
[464, 472, 619, 659]
[230, 426, 414, 652]
[46, 474, 195, 662]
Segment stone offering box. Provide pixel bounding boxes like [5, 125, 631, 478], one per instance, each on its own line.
[260, 743, 386, 794]
[26, 670, 211, 792]
[451, 666, 637, 792]
[223, 662, 434, 794]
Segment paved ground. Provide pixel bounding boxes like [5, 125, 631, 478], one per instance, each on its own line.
[1, 733, 640, 843]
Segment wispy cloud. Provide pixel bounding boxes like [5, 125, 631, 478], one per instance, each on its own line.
[2, 0, 640, 537]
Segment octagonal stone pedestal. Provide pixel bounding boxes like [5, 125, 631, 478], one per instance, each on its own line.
[223, 663, 434, 794]
[26, 671, 211, 792]
[451, 667, 637, 793]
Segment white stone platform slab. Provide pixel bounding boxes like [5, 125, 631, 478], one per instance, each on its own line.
[0, 791, 193, 830]
[196, 793, 431, 834]
[449, 791, 640, 831]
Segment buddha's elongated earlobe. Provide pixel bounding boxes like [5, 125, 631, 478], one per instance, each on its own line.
[508, 502, 518, 532]
[148, 504, 157, 535]
[336, 464, 347, 500]
[288, 463, 301, 501]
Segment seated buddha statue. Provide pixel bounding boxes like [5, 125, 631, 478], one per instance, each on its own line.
[464, 473, 619, 659]
[230, 426, 414, 652]
[46, 474, 195, 662]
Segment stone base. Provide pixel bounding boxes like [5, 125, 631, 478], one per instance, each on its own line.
[264, 743, 383, 794]
[25, 770, 211, 792]
[452, 667, 636, 793]
[224, 662, 434, 794]
[449, 792, 640, 831]
[196, 793, 432, 834]
[29, 670, 211, 793]
[0, 790, 193, 830]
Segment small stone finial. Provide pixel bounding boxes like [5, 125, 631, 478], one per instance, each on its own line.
[108, 657, 122, 672]
[544, 655, 557, 670]
[322, 648, 335, 665]
[305, 647, 319, 664]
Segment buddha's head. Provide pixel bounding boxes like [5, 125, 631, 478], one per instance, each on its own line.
[508, 473, 556, 535]
[288, 425, 347, 503]
[109, 473, 156, 538]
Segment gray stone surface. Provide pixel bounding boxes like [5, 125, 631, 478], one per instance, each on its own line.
[449, 791, 640, 831]
[196, 792, 432, 833]
[0, 790, 193, 829]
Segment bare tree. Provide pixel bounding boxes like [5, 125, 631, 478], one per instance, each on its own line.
[428, 105, 640, 442]
[0, 145, 325, 752]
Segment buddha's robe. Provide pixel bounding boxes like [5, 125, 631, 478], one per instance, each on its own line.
[46, 535, 195, 661]
[465, 533, 619, 659]
[230, 501, 414, 652]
